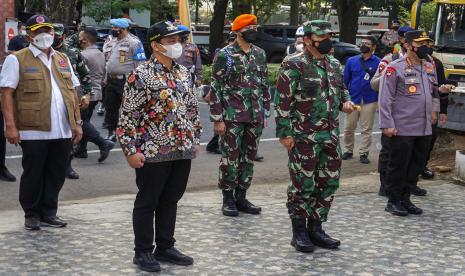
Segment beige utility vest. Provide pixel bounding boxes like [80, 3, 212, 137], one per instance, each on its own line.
[14, 48, 76, 131]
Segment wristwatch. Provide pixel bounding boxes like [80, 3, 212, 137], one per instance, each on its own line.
[76, 120, 84, 126]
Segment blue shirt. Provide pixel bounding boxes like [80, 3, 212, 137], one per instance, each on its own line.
[343, 54, 381, 105]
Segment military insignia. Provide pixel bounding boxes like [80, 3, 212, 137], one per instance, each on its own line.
[36, 16, 45, 24]
[159, 90, 170, 100]
[406, 68, 413, 73]
[58, 58, 67, 67]
[386, 67, 396, 77]
[408, 85, 417, 93]
[378, 63, 386, 73]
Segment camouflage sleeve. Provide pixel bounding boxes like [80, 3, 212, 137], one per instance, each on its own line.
[262, 55, 271, 115]
[75, 51, 93, 95]
[209, 50, 227, 122]
[194, 46, 203, 81]
[116, 71, 147, 156]
[335, 61, 350, 105]
[274, 60, 299, 138]
[185, 71, 202, 144]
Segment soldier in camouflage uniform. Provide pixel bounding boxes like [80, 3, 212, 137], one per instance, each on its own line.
[53, 23, 92, 180]
[210, 14, 271, 217]
[65, 22, 86, 49]
[275, 20, 354, 253]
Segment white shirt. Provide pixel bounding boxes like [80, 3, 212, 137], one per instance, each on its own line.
[0, 44, 80, 140]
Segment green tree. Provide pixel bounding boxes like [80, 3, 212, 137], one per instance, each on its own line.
[81, 0, 150, 24]
[336, 0, 362, 44]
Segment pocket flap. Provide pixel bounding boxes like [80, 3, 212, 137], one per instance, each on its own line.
[24, 89, 40, 93]
[24, 73, 43, 80]
[405, 77, 420, 85]
[61, 72, 72, 79]
[18, 102, 40, 110]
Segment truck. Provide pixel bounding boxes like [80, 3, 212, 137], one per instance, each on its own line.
[412, 0, 465, 131]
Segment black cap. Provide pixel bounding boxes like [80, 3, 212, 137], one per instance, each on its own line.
[26, 15, 53, 31]
[147, 21, 184, 42]
[405, 30, 432, 43]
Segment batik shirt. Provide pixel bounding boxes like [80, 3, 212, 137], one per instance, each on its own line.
[275, 52, 350, 143]
[117, 57, 202, 163]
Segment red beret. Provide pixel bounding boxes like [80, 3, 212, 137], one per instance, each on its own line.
[231, 14, 257, 31]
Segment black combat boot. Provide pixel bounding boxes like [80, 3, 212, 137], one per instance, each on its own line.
[308, 220, 340, 249]
[291, 218, 314, 252]
[378, 172, 387, 197]
[222, 190, 239, 217]
[235, 189, 261, 214]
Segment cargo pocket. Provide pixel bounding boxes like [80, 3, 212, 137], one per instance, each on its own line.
[18, 102, 40, 127]
[61, 72, 75, 90]
[22, 89, 41, 102]
[24, 73, 44, 91]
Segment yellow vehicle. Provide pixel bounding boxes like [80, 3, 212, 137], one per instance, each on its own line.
[412, 0, 465, 93]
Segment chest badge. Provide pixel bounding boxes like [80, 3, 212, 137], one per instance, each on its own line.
[408, 85, 417, 94]
[58, 58, 67, 67]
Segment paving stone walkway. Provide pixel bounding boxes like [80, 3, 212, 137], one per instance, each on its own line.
[0, 180, 464, 275]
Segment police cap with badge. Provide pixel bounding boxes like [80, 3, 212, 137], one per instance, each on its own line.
[147, 21, 185, 43]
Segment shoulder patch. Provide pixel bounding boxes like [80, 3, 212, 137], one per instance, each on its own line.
[378, 63, 386, 73]
[386, 67, 396, 77]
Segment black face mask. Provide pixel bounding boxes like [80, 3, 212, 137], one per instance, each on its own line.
[312, 38, 333, 55]
[241, 29, 258, 43]
[426, 47, 434, 56]
[360, 45, 371, 54]
[111, 30, 120, 37]
[414, 45, 430, 59]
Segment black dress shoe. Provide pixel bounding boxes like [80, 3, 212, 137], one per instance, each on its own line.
[401, 201, 423, 215]
[235, 189, 261, 214]
[308, 221, 340, 249]
[341, 152, 353, 160]
[291, 218, 314, 252]
[25, 217, 40, 230]
[98, 140, 115, 163]
[411, 186, 427, 196]
[254, 153, 264, 162]
[385, 201, 408, 216]
[133, 252, 161, 272]
[41, 216, 67, 227]
[154, 247, 194, 266]
[0, 167, 16, 182]
[222, 190, 239, 216]
[359, 154, 370, 164]
[66, 167, 79, 179]
[421, 168, 435, 179]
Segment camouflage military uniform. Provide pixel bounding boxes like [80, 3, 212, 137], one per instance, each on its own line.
[65, 32, 80, 49]
[56, 43, 92, 95]
[275, 48, 350, 222]
[210, 41, 271, 191]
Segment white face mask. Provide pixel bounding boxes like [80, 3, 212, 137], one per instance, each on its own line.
[32, 32, 54, 50]
[295, 43, 304, 52]
[20, 30, 27, 36]
[161, 43, 183, 59]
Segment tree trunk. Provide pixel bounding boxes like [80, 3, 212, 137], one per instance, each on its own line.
[290, 0, 299, 26]
[195, 0, 200, 24]
[232, 0, 251, 18]
[336, 0, 361, 44]
[209, 0, 229, 60]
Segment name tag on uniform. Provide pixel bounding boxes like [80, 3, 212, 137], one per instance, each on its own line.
[119, 51, 126, 63]
[24, 67, 40, 73]
[364, 73, 370, 81]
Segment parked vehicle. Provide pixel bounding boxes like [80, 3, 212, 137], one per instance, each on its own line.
[254, 25, 360, 64]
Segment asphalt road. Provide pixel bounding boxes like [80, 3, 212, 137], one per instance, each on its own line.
[0, 102, 382, 211]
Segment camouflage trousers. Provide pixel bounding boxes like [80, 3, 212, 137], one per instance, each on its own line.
[287, 141, 342, 222]
[218, 122, 263, 191]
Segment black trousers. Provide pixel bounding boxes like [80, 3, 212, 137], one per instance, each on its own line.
[133, 159, 192, 253]
[378, 134, 391, 174]
[78, 101, 105, 151]
[19, 139, 72, 218]
[425, 122, 438, 167]
[0, 111, 6, 168]
[385, 135, 432, 202]
[104, 78, 125, 131]
[206, 134, 219, 151]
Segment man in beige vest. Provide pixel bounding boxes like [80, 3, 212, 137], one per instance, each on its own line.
[0, 15, 83, 230]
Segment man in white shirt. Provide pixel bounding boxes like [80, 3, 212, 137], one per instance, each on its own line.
[0, 15, 83, 230]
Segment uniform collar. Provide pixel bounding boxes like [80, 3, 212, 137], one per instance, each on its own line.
[28, 43, 56, 58]
[150, 56, 181, 71]
[231, 41, 254, 54]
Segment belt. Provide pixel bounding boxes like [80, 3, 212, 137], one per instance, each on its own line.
[108, 74, 128, 80]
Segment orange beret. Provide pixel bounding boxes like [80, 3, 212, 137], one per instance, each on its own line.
[231, 14, 257, 31]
